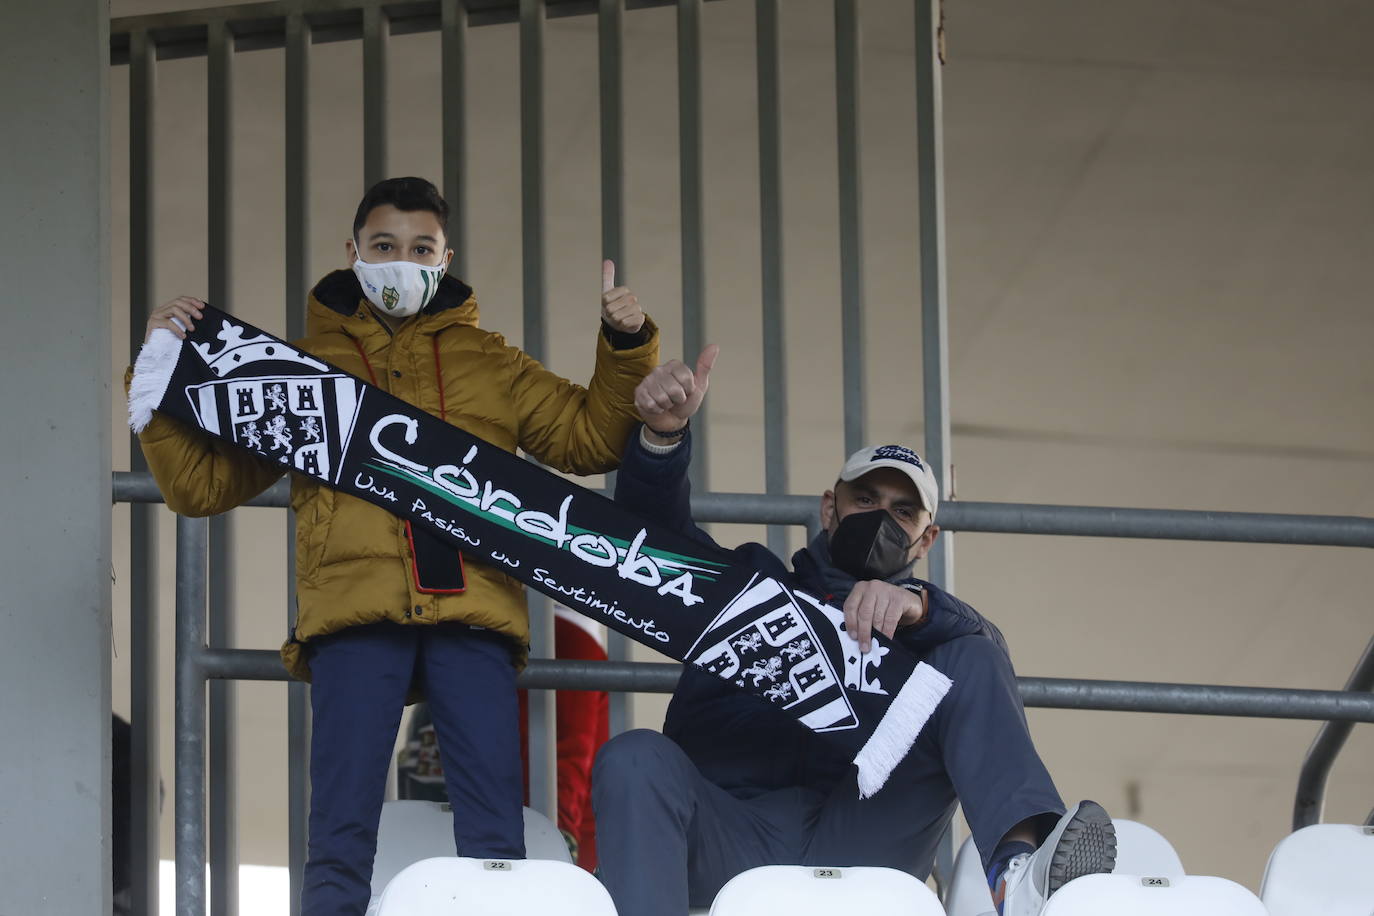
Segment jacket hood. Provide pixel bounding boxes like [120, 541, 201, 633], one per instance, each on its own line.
[306, 268, 478, 337]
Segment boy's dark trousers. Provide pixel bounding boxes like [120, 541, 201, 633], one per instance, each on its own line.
[301, 622, 527, 916]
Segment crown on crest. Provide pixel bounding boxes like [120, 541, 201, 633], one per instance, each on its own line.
[192, 319, 328, 376]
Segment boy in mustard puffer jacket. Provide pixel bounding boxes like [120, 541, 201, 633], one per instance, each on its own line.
[135, 177, 660, 915]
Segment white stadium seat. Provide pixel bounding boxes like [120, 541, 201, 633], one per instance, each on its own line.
[366, 801, 573, 914]
[943, 819, 1185, 916]
[943, 835, 996, 916]
[708, 864, 946, 915]
[1040, 874, 1267, 915]
[374, 857, 616, 915]
[1111, 820, 1186, 878]
[519, 804, 575, 862]
[371, 800, 571, 893]
[1260, 823, 1374, 916]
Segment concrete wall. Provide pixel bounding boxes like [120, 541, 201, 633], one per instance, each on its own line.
[0, 0, 112, 912]
[105, 0, 1372, 893]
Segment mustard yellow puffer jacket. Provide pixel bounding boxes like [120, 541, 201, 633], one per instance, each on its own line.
[134, 270, 659, 679]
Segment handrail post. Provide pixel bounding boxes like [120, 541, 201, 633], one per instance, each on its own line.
[206, 20, 238, 915]
[284, 13, 313, 913]
[175, 516, 210, 916]
[518, 0, 557, 820]
[127, 27, 160, 916]
[915, 0, 956, 894]
[1292, 633, 1374, 830]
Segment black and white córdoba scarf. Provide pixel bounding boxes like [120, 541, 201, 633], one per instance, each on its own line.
[128, 306, 951, 797]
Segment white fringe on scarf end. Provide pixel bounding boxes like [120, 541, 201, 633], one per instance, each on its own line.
[127, 327, 182, 433]
[853, 661, 953, 799]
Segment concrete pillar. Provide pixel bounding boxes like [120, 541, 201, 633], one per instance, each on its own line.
[0, 0, 112, 913]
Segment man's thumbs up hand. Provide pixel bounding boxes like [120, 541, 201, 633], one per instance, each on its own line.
[634, 344, 719, 435]
[600, 259, 646, 334]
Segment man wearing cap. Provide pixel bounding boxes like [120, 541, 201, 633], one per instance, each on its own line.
[592, 348, 1116, 916]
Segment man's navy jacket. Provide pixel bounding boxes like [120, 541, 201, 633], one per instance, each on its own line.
[613, 429, 1008, 797]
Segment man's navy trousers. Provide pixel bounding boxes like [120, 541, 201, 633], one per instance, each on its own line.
[592, 632, 1063, 915]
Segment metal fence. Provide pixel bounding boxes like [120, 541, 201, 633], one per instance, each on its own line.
[107, 2, 1373, 915]
[116, 472, 1374, 914]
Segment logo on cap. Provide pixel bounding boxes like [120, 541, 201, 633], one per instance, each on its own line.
[871, 445, 924, 469]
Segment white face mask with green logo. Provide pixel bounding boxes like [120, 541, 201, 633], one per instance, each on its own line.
[352, 256, 447, 319]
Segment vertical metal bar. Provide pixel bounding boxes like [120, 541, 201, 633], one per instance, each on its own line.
[285, 623, 310, 916]
[206, 521, 236, 915]
[756, 0, 788, 555]
[915, 0, 953, 592]
[598, 0, 631, 736]
[915, 0, 956, 892]
[834, 0, 864, 454]
[526, 596, 557, 817]
[599, 0, 625, 278]
[441, 0, 468, 270]
[284, 14, 312, 913]
[931, 820, 955, 899]
[518, 0, 556, 818]
[175, 516, 210, 916]
[678, 0, 708, 489]
[519, 0, 547, 363]
[127, 28, 160, 916]
[207, 22, 233, 310]
[285, 13, 311, 325]
[1293, 634, 1374, 830]
[205, 21, 238, 916]
[363, 4, 388, 189]
[604, 637, 630, 737]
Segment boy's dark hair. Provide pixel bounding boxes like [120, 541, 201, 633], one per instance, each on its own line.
[352, 177, 450, 238]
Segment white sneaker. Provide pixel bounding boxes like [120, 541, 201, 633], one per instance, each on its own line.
[995, 800, 1116, 916]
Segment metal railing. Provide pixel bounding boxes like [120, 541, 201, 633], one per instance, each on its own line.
[106, 1, 1372, 914]
[1293, 635, 1374, 830]
[117, 469, 1374, 914]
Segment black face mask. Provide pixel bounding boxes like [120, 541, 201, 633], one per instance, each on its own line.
[827, 509, 916, 581]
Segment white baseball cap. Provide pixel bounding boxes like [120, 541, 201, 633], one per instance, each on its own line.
[838, 445, 940, 519]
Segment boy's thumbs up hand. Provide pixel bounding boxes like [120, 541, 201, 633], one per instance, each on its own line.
[600, 259, 646, 334]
